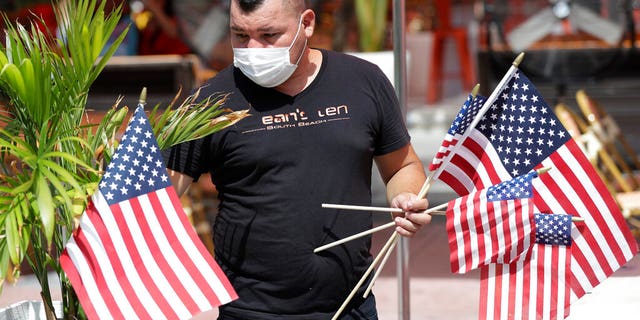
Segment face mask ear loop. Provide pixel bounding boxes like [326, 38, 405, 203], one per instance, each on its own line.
[289, 15, 306, 66]
[293, 37, 307, 66]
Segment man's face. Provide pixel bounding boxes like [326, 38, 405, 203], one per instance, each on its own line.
[229, 1, 302, 50]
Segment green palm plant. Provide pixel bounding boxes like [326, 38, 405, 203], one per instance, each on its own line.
[354, 0, 389, 52]
[0, 0, 247, 318]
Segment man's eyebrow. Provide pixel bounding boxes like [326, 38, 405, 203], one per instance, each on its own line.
[230, 25, 278, 33]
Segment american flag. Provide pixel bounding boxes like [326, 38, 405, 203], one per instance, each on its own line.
[429, 93, 487, 171]
[447, 171, 536, 274]
[435, 69, 637, 303]
[60, 106, 237, 320]
[479, 213, 574, 320]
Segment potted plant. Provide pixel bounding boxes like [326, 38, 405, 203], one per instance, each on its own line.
[0, 0, 247, 318]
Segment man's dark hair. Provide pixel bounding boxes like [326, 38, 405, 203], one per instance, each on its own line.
[236, 0, 307, 12]
[237, 0, 265, 12]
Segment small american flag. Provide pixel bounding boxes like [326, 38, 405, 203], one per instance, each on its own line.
[480, 213, 574, 320]
[446, 171, 536, 274]
[60, 106, 237, 320]
[429, 93, 487, 171]
[435, 69, 637, 305]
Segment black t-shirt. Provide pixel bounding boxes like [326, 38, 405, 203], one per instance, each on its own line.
[164, 49, 410, 319]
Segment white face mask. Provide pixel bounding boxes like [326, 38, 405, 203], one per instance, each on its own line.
[233, 16, 306, 88]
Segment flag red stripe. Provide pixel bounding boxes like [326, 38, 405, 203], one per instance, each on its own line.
[522, 258, 531, 319]
[73, 226, 127, 319]
[129, 196, 200, 314]
[439, 168, 470, 196]
[479, 266, 490, 320]
[446, 202, 462, 273]
[473, 192, 487, 269]
[110, 202, 179, 319]
[497, 201, 511, 264]
[73, 200, 151, 319]
[514, 200, 526, 263]
[165, 188, 237, 299]
[59, 251, 101, 320]
[506, 262, 516, 320]
[494, 264, 504, 320]
[488, 201, 501, 264]
[148, 190, 222, 307]
[460, 198, 474, 272]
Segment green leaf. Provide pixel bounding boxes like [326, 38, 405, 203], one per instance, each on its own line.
[4, 210, 20, 265]
[34, 172, 55, 246]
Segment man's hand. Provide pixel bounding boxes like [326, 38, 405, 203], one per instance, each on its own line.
[390, 192, 431, 237]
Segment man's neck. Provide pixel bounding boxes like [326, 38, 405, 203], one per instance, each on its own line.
[275, 48, 322, 97]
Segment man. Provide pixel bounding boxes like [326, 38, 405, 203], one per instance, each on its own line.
[164, 0, 431, 319]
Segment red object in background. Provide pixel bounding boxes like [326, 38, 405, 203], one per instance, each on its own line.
[6, 3, 57, 35]
[138, 16, 192, 56]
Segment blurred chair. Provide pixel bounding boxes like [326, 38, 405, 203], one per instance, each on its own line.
[426, 0, 475, 103]
[576, 89, 640, 191]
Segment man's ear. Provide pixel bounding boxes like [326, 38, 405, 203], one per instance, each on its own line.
[302, 9, 315, 37]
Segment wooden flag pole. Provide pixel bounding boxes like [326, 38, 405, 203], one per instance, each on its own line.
[330, 174, 436, 320]
[318, 166, 552, 254]
[314, 202, 449, 253]
[330, 232, 400, 320]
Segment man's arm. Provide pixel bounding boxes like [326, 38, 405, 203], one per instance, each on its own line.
[167, 169, 194, 197]
[374, 143, 431, 237]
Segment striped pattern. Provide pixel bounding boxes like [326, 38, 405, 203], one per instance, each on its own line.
[479, 213, 574, 320]
[436, 70, 637, 318]
[60, 106, 237, 319]
[479, 242, 571, 320]
[446, 173, 536, 273]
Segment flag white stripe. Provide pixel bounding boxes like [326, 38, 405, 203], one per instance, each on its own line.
[507, 200, 519, 262]
[569, 226, 587, 302]
[499, 265, 510, 320]
[527, 250, 537, 320]
[453, 198, 467, 273]
[522, 201, 533, 259]
[493, 200, 506, 264]
[138, 193, 212, 311]
[93, 193, 164, 318]
[119, 200, 191, 319]
[480, 192, 492, 265]
[63, 236, 114, 319]
[542, 245, 552, 320]
[513, 262, 524, 320]
[444, 162, 475, 191]
[485, 265, 496, 320]
[557, 246, 568, 319]
[466, 194, 480, 269]
[157, 189, 235, 303]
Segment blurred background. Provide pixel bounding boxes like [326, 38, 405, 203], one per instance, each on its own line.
[1, 0, 640, 318]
